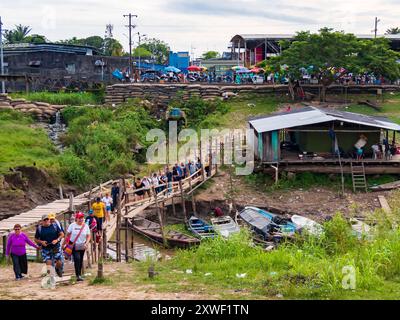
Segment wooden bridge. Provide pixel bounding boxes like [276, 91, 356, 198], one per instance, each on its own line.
[0, 164, 217, 266]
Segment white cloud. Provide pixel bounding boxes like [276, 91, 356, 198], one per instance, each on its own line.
[1, 0, 399, 56]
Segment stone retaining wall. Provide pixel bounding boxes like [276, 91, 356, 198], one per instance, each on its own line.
[0, 94, 65, 121]
[105, 83, 400, 106]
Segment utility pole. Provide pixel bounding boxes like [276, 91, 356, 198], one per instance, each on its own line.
[0, 16, 5, 93]
[373, 17, 380, 39]
[123, 13, 137, 76]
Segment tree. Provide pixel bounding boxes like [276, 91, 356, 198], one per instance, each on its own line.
[269, 28, 400, 101]
[24, 34, 48, 44]
[386, 27, 400, 35]
[4, 24, 32, 43]
[58, 36, 124, 56]
[132, 47, 152, 58]
[201, 51, 220, 60]
[104, 38, 124, 56]
[139, 38, 170, 64]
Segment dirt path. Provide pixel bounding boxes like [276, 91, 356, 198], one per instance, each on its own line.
[0, 262, 216, 300]
[196, 171, 391, 222]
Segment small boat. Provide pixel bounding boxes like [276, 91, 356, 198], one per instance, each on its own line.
[239, 207, 296, 240]
[211, 216, 240, 238]
[370, 180, 400, 192]
[130, 217, 200, 248]
[291, 215, 324, 237]
[188, 216, 217, 239]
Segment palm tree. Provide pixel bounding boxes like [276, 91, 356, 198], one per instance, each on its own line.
[386, 27, 400, 35]
[4, 24, 32, 43]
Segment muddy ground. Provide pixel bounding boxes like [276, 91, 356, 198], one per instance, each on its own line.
[0, 262, 215, 300]
[0, 166, 77, 220]
[194, 171, 392, 223]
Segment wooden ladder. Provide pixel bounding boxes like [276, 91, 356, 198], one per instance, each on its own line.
[351, 161, 367, 192]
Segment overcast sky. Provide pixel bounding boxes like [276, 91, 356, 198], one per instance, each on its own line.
[1, 0, 399, 57]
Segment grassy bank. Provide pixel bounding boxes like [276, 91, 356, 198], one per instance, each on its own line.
[59, 101, 159, 186]
[0, 110, 59, 175]
[10, 91, 103, 106]
[131, 192, 400, 299]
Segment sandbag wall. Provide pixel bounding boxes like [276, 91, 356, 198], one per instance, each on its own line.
[105, 83, 400, 106]
[0, 94, 65, 121]
[104, 84, 289, 106]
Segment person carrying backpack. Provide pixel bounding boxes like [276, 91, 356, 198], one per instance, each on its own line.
[34, 215, 64, 278]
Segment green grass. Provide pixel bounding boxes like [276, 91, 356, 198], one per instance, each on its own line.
[0, 110, 60, 174]
[10, 91, 103, 106]
[244, 171, 399, 192]
[132, 198, 400, 299]
[342, 92, 400, 124]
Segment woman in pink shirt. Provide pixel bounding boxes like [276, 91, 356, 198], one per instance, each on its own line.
[6, 224, 38, 280]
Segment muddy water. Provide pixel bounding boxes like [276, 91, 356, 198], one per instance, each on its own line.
[108, 228, 177, 261]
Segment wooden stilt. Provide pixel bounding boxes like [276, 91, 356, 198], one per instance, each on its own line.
[171, 195, 176, 217]
[116, 179, 123, 262]
[124, 218, 129, 262]
[97, 230, 104, 279]
[2, 235, 6, 257]
[154, 187, 168, 247]
[179, 180, 188, 223]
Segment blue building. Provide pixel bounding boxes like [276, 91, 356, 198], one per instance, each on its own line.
[168, 51, 190, 73]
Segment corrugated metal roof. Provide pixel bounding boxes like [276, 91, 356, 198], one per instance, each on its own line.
[249, 107, 400, 132]
[231, 34, 400, 42]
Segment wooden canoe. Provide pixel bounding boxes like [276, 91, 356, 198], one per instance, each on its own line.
[129, 217, 200, 248]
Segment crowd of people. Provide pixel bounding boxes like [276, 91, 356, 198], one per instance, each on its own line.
[132, 159, 210, 201]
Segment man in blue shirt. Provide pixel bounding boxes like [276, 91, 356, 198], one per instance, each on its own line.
[35, 215, 64, 277]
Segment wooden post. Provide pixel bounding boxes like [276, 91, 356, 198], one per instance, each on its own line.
[199, 139, 205, 181]
[59, 185, 63, 199]
[68, 193, 74, 212]
[124, 218, 129, 262]
[179, 180, 188, 223]
[97, 230, 104, 279]
[103, 228, 107, 262]
[36, 247, 40, 262]
[63, 213, 67, 233]
[116, 179, 123, 262]
[2, 235, 6, 257]
[93, 232, 97, 263]
[171, 195, 176, 217]
[154, 187, 168, 247]
[130, 219, 134, 261]
[189, 178, 196, 214]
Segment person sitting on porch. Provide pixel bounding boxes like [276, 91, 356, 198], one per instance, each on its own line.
[354, 134, 367, 160]
[371, 144, 382, 159]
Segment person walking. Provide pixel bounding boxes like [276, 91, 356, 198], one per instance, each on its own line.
[34, 215, 64, 278]
[111, 182, 119, 213]
[102, 193, 113, 222]
[6, 224, 38, 280]
[142, 176, 152, 198]
[134, 178, 145, 201]
[48, 213, 65, 274]
[92, 197, 106, 233]
[65, 212, 90, 281]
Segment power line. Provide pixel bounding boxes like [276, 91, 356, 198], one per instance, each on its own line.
[0, 16, 5, 93]
[123, 13, 137, 74]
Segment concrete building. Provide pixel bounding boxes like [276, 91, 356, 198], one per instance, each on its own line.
[230, 34, 400, 67]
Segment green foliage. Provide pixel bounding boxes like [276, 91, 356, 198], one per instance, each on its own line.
[169, 97, 229, 129]
[10, 91, 102, 105]
[0, 110, 59, 174]
[386, 27, 400, 35]
[57, 36, 124, 56]
[139, 38, 170, 64]
[59, 102, 158, 186]
[133, 47, 152, 58]
[201, 51, 221, 60]
[140, 212, 400, 299]
[268, 28, 400, 99]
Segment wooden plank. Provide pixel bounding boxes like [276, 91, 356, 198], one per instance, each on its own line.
[378, 195, 392, 213]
